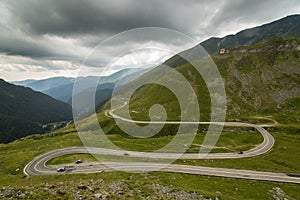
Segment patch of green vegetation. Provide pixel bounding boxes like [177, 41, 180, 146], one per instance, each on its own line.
[127, 83, 181, 121]
[187, 129, 262, 153]
[153, 172, 300, 200]
[236, 54, 255, 72]
[275, 97, 300, 124]
[91, 112, 262, 153]
[47, 153, 96, 165]
[48, 153, 172, 165]
[81, 131, 260, 154]
[236, 37, 300, 51]
[175, 126, 300, 174]
[227, 116, 276, 124]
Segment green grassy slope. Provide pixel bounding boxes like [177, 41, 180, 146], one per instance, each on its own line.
[214, 38, 300, 119]
[112, 38, 300, 125]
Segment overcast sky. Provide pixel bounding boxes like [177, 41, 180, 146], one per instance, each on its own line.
[0, 0, 299, 81]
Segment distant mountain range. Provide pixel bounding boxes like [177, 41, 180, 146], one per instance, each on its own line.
[13, 77, 74, 92]
[13, 67, 151, 104]
[165, 14, 300, 69]
[0, 79, 72, 143]
[202, 14, 300, 55]
[0, 67, 151, 143]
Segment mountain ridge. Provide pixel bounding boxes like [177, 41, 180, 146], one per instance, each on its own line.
[0, 79, 73, 143]
[201, 14, 300, 54]
[12, 68, 151, 103]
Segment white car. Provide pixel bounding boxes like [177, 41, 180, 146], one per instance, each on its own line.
[75, 160, 82, 164]
[56, 167, 65, 172]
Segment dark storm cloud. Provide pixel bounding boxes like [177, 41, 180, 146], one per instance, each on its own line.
[0, 26, 55, 58]
[0, 0, 299, 81]
[1, 0, 212, 59]
[6, 0, 199, 36]
[0, 38, 50, 58]
[2, 0, 299, 57]
[210, 0, 300, 33]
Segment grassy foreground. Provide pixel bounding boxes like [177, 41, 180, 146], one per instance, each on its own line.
[0, 171, 300, 199]
[0, 120, 299, 199]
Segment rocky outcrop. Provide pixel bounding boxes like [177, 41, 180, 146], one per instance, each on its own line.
[233, 38, 300, 53]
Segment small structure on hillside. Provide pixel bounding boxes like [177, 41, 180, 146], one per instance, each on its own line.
[219, 48, 226, 54]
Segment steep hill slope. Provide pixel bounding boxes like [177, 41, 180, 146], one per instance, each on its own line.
[0, 79, 72, 123]
[0, 79, 72, 143]
[213, 37, 300, 118]
[166, 15, 300, 69]
[108, 38, 300, 127]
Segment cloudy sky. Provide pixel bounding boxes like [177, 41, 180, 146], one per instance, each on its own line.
[0, 0, 299, 81]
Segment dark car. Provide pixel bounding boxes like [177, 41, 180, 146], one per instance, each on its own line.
[123, 152, 129, 156]
[56, 167, 66, 172]
[238, 151, 244, 154]
[75, 160, 82, 164]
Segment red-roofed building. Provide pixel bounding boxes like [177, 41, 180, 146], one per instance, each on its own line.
[219, 48, 226, 54]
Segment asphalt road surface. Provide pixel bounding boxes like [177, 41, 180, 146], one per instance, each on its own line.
[23, 99, 300, 184]
[23, 146, 300, 184]
[107, 99, 275, 159]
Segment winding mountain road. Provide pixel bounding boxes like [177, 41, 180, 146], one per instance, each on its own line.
[23, 99, 300, 184]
